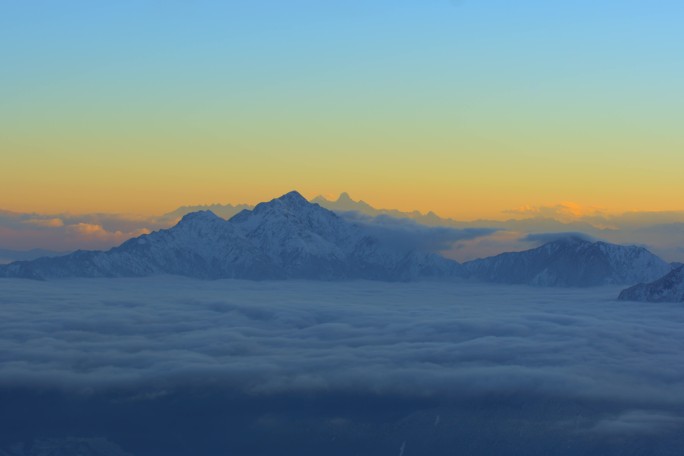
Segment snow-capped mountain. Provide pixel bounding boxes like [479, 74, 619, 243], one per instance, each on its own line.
[2, 193, 673, 286]
[618, 266, 684, 302]
[0, 192, 465, 281]
[463, 237, 672, 287]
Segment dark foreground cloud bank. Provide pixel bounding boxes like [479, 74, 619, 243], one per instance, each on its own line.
[1, 279, 683, 455]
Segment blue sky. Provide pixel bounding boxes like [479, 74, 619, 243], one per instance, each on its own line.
[1, 1, 683, 217]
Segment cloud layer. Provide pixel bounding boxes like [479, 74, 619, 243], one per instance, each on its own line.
[1, 279, 683, 454]
[0, 210, 157, 252]
[340, 212, 496, 253]
[1, 279, 682, 404]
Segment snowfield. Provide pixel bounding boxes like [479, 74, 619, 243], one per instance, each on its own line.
[1, 278, 683, 455]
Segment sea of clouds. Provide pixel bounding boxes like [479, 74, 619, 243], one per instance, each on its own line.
[1, 278, 683, 455]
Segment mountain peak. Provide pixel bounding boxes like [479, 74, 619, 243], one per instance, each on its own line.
[230, 191, 318, 223]
[178, 210, 223, 224]
[0, 190, 466, 282]
[337, 192, 353, 203]
[274, 191, 309, 206]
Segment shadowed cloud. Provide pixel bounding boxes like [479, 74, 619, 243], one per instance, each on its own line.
[1, 279, 683, 454]
[339, 212, 496, 253]
[523, 232, 596, 244]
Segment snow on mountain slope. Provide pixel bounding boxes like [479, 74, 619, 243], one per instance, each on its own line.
[230, 191, 352, 275]
[2, 193, 668, 286]
[464, 237, 672, 287]
[0, 210, 276, 280]
[0, 192, 465, 281]
[618, 266, 684, 302]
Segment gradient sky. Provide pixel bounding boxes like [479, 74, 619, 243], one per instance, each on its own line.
[2, 0, 683, 219]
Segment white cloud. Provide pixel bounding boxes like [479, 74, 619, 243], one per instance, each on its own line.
[0, 279, 682, 405]
[23, 217, 65, 228]
[504, 202, 608, 221]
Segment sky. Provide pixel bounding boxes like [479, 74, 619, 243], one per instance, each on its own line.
[2, 0, 684, 219]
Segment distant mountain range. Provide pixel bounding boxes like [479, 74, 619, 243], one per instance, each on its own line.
[5, 192, 684, 268]
[160, 192, 449, 226]
[312, 193, 611, 234]
[312, 192, 447, 225]
[161, 202, 253, 223]
[0, 192, 678, 290]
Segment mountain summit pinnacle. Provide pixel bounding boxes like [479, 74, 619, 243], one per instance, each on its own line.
[337, 192, 353, 202]
[276, 191, 309, 205]
[251, 191, 311, 212]
[229, 190, 319, 223]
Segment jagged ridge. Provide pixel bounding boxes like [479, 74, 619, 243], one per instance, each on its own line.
[618, 266, 684, 302]
[0, 192, 464, 281]
[463, 237, 672, 287]
[0, 195, 673, 287]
